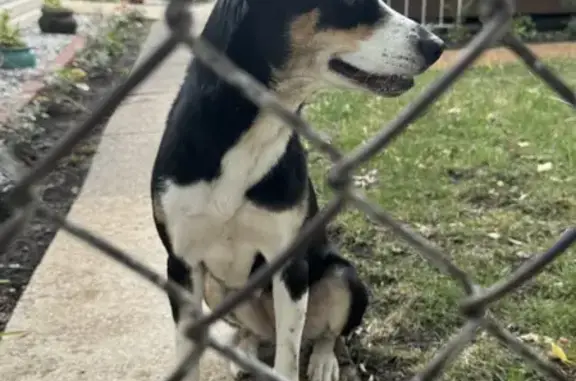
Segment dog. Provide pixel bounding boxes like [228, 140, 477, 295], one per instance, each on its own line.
[151, 1, 444, 381]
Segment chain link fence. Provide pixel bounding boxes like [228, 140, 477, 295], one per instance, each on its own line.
[1, 0, 575, 380]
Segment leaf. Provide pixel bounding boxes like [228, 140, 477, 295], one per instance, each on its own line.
[520, 333, 541, 343]
[537, 162, 553, 173]
[0, 330, 27, 337]
[549, 341, 574, 365]
[487, 232, 501, 240]
[75, 83, 90, 92]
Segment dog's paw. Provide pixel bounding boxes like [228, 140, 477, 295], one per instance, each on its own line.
[229, 366, 252, 381]
[229, 336, 259, 379]
[229, 363, 251, 380]
[307, 345, 339, 381]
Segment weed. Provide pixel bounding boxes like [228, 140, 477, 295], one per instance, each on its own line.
[0, 11, 26, 48]
[565, 17, 576, 39]
[43, 0, 64, 9]
[446, 24, 472, 46]
[512, 15, 537, 40]
[73, 9, 145, 76]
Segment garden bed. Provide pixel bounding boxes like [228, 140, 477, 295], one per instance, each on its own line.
[0, 15, 97, 118]
[0, 9, 151, 332]
[0, 26, 76, 97]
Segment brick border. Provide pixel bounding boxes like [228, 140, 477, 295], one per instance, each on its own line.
[0, 35, 86, 125]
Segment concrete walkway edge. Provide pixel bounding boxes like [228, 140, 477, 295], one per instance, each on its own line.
[0, 3, 235, 381]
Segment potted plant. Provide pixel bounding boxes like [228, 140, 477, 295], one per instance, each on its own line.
[0, 11, 36, 69]
[38, 0, 77, 35]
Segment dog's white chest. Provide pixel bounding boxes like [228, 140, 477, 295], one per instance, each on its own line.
[160, 115, 304, 286]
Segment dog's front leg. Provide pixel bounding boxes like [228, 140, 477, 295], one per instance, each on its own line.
[272, 260, 309, 381]
[174, 262, 206, 381]
[169, 220, 206, 381]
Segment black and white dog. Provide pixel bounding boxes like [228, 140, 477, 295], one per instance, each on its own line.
[151, 1, 444, 381]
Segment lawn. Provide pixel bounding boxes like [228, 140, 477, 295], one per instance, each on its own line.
[302, 58, 576, 381]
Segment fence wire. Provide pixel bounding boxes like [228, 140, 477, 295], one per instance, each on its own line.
[2, 0, 576, 380]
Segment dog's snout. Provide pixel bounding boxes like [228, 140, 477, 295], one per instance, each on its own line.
[416, 26, 445, 68]
[418, 36, 444, 67]
[417, 36, 444, 67]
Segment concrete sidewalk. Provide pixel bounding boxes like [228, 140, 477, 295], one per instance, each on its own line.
[0, 4, 235, 381]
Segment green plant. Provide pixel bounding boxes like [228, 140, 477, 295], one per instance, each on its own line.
[47, 66, 88, 94]
[56, 67, 87, 82]
[42, 67, 90, 113]
[43, 0, 64, 8]
[73, 10, 145, 75]
[512, 15, 537, 40]
[566, 16, 576, 38]
[446, 24, 472, 46]
[0, 11, 26, 48]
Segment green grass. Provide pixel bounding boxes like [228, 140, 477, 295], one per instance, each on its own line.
[302, 58, 576, 381]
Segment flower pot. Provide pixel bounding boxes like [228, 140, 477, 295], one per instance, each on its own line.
[38, 6, 77, 35]
[0, 46, 36, 69]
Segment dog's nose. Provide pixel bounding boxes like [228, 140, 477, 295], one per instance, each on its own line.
[417, 35, 445, 67]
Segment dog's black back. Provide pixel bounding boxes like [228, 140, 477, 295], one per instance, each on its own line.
[151, 0, 368, 331]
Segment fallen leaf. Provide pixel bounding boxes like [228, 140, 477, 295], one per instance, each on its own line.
[537, 162, 553, 172]
[519, 333, 541, 343]
[0, 331, 27, 337]
[416, 224, 435, 238]
[75, 83, 90, 92]
[487, 232, 501, 240]
[507, 238, 524, 246]
[486, 112, 498, 122]
[515, 251, 531, 260]
[549, 341, 574, 364]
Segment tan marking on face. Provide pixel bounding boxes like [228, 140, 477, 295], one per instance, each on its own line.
[289, 9, 376, 55]
[273, 9, 377, 102]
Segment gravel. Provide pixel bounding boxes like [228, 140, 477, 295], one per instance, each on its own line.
[0, 15, 97, 104]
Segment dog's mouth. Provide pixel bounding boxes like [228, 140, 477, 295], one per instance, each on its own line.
[328, 58, 414, 97]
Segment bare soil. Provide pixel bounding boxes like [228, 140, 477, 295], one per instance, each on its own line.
[436, 41, 576, 69]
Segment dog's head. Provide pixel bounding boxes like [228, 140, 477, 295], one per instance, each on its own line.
[226, 0, 444, 99]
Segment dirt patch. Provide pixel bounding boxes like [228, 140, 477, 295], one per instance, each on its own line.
[0, 23, 152, 332]
[434, 41, 576, 69]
